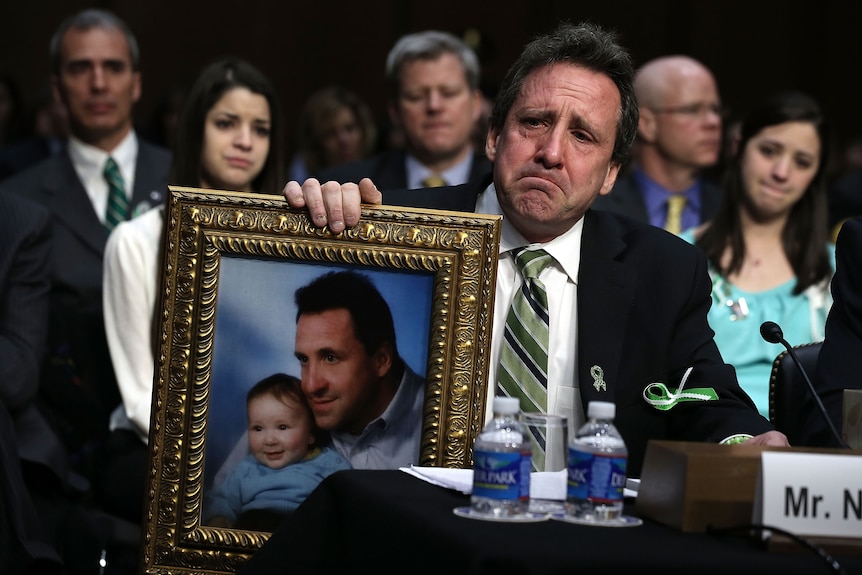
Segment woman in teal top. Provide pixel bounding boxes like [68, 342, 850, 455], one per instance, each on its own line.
[680, 91, 834, 419]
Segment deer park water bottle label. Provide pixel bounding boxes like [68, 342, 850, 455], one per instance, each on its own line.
[567, 449, 627, 503]
[473, 450, 530, 500]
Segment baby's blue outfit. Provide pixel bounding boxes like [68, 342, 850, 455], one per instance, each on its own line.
[205, 446, 350, 523]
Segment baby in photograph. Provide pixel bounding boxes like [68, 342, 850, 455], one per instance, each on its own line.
[205, 373, 351, 531]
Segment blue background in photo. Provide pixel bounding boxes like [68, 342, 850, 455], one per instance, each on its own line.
[204, 255, 434, 489]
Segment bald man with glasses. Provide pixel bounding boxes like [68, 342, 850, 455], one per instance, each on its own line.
[592, 55, 724, 234]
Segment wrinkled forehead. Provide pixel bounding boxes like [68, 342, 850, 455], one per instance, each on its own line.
[515, 64, 622, 120]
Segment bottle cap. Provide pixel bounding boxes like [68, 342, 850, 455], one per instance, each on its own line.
[587, 401, 615, 419]
[493, 396, 520, 415]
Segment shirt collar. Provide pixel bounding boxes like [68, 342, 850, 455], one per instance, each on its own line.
[477, 182, 583, 284]
[406, 150, 474, 189]
[347, 362, 416, 435]
[634, 167, 702, 217]
[68, 130, 138, 189]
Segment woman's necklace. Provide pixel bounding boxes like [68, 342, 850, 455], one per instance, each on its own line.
[710, 267, 749, 321]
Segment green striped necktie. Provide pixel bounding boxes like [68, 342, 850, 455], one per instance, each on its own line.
[104, 156, 129, 231]
[497, 248, 554, 470]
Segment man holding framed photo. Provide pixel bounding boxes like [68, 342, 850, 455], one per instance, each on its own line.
[283, 21, 788, 479]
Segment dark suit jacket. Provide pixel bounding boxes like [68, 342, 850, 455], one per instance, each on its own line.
[0, 402, 64, 575]
[317, 149, 491, 190]
[384, 177, 773, 476]
[0, 192, 72, 480]
[827, 169, 862, 232]
[591, 169, 723, 227]
[0, 139, 171, 446]
[807, 215, 862, 446]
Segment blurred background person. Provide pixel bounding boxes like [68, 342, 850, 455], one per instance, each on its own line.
[0, 87, 69, 181]
[289, 85, 377, 182]
[319, 30, 488, 190]
[593, 55, 723, 234]
[100, 56, 285, 525]
[0, 11, 173, 484]
[681, 90, 834, 418]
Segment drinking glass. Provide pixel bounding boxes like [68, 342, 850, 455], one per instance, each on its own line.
[521, 413, 568, 514]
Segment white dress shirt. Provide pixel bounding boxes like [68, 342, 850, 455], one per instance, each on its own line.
[103, 204, 164, 442]
[477, 183, 585, 433]
[67, 130, 138, 225]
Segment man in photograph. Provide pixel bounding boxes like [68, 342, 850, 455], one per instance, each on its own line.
[293, 270, 425, 469]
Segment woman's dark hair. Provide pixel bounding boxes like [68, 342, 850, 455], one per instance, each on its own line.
[153, 58, 285, 356]
[697, 90, 831, 294]
[169, 57, 285, 193]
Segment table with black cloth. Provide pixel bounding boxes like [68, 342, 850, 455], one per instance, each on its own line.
[237, 469, 862, 575]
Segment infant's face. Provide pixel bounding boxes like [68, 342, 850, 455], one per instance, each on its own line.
[247, 395, 314, 469]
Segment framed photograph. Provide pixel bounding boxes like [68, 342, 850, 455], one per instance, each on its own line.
[142, 186, 501, 574]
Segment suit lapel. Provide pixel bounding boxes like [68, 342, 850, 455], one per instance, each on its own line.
[577, 210, 636, 408]
[130, 141, 168, 214]
[46, 155, 106, 255]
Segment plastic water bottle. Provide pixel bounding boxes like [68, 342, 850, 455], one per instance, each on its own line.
[470, 396, 531, 516]
[566, 401, 627, 522]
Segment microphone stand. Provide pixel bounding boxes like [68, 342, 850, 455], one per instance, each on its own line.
[762, 320, 850, 449]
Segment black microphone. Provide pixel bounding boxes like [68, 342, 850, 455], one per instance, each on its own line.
[759, 320, 849, 448]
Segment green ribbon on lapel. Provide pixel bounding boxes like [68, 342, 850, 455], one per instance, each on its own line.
[642, 366, 718, 411]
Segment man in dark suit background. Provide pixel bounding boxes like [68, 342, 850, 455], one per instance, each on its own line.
[591, 55, 723, 234]
[807, 215, 862, 446]
[0, 9, 171, 479]
[284, 22, 788, 481]
[318, 30, 490, 191]
[0, 192, 65, 575]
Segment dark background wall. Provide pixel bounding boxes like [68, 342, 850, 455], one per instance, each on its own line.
[2, 0, 858, 171]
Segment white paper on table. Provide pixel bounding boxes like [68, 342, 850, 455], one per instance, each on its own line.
[401, 466, 641, 499]
[400, 466, 473, 494]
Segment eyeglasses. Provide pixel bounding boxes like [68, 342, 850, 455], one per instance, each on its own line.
[651, 103, 728, 120]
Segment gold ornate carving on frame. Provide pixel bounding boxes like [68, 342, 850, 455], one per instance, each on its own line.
[141, 186, 501, 574]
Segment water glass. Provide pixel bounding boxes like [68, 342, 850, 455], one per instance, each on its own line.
[521, 412, 568, 514]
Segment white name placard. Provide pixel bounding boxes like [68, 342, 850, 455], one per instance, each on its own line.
[753, 451, 862, 539]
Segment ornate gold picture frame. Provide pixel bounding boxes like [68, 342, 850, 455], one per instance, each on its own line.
[142, 186, 501, 574]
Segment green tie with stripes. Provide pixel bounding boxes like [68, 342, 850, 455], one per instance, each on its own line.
[497, 248, 553, 469]
[104, 157, 129, 231]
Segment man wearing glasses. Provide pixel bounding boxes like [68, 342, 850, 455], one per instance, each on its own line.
[592, 55, 724, 235]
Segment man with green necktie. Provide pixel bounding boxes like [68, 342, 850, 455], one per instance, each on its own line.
[0, 8, 171, 479]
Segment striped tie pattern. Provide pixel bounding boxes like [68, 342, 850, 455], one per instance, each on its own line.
[104, 157, 129, 232]
[497, 248, 553, 469]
